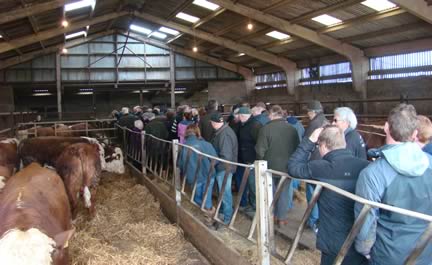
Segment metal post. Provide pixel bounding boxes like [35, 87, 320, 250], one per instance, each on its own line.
[169, 49, 176, 109]
[285, 184, 323, 263]
[122, 127, 127, 160]
[56, 52, 62, 120]
[141, 131, 146, 175]
[255, 160, 272, 265]
[404, 222, 432, 265]
[333, 204, 372, 265]
[172, 139, 181, 206]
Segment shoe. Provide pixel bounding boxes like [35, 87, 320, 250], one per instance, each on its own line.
[309, 223, 318, 235]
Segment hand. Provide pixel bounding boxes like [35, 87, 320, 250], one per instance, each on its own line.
[309, 128, 324, 143]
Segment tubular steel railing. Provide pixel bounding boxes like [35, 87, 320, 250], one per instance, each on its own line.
[16, 119, 117, 143]
[118, 125, 432, 265]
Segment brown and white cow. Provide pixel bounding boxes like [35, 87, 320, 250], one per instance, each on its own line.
[56, 143, 102, 218]
[19, 136, 124, 174]
[0, 138, 19, 190]
[0, 163, 74, 265]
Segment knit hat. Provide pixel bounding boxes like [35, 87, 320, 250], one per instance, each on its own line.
[237, 107, 251, 115]
[306, 100, 323, 112]
[210, 112, 224, 123]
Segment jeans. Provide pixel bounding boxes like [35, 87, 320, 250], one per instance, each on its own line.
[193, 177, 215, 210]
[234, 166, 249, 207]
[306, 183, 319, 227]
[247, 170, 256, 209]
[215, 170, 233, 224]
[273, 178, 295, 220]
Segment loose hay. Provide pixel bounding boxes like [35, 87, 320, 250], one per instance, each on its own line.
[70, 172, 205, 265]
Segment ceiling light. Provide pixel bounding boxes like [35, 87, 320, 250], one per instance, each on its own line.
[65, 31, 87, 40]
[266, 31, 290, 40]
[175, 91, 186, 94]
[193, 0, 220, 11]
[130, 24, 152, 35]
[247, 23, 253, 30]
[159, 27, 180, 35]
[65, 0, 96, 12]
[33, 93, 53, 97]
[80, 88, 93, 92]
[61, 20, 69, 27]
[312, 14, 342, 26]
[77, 92, 93, 95]
[176, 12, 200, 23]
[238, 53, 245, 56]
[361, 0, 396, 11]
[150, 31, 167, 39]
[0, 35, 3, 38]
[192, 46, 198, 52]
[86, 25, 90, 31]
[61, 47, 68, 54]
[132, 90, 150, 93]
[33, 89, 49, 93]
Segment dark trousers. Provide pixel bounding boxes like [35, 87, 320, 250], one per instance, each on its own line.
[320, 252, 368, 265]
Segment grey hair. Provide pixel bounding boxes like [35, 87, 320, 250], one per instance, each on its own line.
[334, 107, 357, 129]
[388, 104, 418, 142]
[318, 125, 346, 151]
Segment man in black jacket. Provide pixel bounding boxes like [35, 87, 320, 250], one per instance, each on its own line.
[304, 100, 328, 232]
[332, 107, 367, 159]
[237, 107, 263, 213]
[200, 100, 219, 141]
[288, 126, 368, 265]
[211, 112, 238, 224]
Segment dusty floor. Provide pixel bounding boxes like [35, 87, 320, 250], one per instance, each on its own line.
[69, 171, 210, 265]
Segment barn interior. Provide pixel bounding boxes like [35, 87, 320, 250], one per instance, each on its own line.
[0, 0, 431, 120]
[0, 1, 432, 265]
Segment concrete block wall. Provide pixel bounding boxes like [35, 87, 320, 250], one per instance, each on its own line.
[0, 85, 14, 112]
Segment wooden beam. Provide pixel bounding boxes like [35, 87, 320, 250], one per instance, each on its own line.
[193, 8, 226, 28]
[341, 22, 429, 43]
[134, 12, 296, 69]
[318, 7, 406, 33]
[257, 37, 298, 50]
[0, 0, 66, 25]
[364, 38, 432, 57]
[125, 32, 254, 79]
[261, 0, 295, 13]
[134, 11, 299, 94]
[166, 0, 194, 21]
[0, 30, 116, 70]
[391, 0, 432, 24]
[211, 0, 365, 61]
[289, 0, 364, 24]
[0, 12, 127, 54]
[235, 27, 272, 42]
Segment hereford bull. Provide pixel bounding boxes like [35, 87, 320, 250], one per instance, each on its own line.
[0, 163, 74, 265]
[0, 138, 19, 190]
[56, 143, 101, 218]
[19, 136, 124, 174]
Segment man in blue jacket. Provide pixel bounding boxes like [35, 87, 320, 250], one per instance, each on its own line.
[288, 125, 369, 265]
[355, 104, 432, 265]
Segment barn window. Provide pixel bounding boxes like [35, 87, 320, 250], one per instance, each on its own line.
[255, 72, 286, 90]
[300, 62, 352, 86]
[370, 50, 432, 80]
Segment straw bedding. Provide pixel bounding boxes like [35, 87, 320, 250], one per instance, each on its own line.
[69, 171, 207, 265]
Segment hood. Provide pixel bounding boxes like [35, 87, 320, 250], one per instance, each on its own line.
[382, 142, 430, 177]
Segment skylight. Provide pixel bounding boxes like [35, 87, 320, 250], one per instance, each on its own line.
[159, 27, 180, 35]
[65, 31, 87, 40]
[176, 12, 200, 23]
[193, 0, 220, 11]
[361, 0, 396, 11]
[130, 24, 152, 35]
[150, 32, 167, 39]
[312, 14, 342, 26]
[266, 31, 290, 40]
[65, 0, 96, 12]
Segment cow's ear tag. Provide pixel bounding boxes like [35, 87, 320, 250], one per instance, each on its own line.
[54, 227, 75, 249]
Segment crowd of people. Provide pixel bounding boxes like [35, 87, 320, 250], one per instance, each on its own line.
[112, 100, 432, 265]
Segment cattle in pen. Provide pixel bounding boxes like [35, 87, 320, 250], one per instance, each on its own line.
[0, 138, 19, 191]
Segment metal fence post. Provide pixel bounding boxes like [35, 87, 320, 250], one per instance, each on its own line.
[141, 131, 146, 175]
[172, 139, 181, 206]
[255, 160, 272, 265]
[122, 127, 127, 158]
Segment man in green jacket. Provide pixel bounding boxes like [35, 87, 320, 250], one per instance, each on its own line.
[255, 105, 300, 225]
